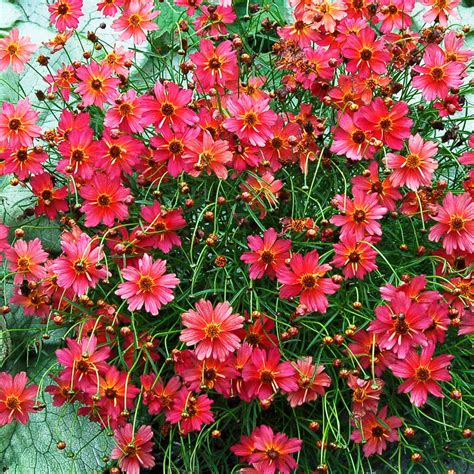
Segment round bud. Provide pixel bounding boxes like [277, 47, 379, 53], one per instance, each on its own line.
[57, 441, 66, 450]
[411, 453, 422, 463]
[309, 421, 320, 432]
[404, 427, 415, 438]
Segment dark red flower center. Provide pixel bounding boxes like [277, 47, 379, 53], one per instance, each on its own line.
[57, 3, 69, 15]
[168, 140, 184, 155]
[430, 67, 444, 81]
[294, 20, 305, 31]
[7, 44, 18, 55]
[97, 194, 111, 206]
[161, 102, 175, 117]
[204, 368, 217, 381]
[125, 444, 137, 456]
[351, 131, 366, 144]
[91, 79, 103, 91]
[449, 216, 465, 232]
[379, 118, 392, 131]
[298, 376, 312, 389]
[394, 319, 409, 335]
[104, 387, 117, 399]
[371, 181, 383, 194]
[353, 209, 366, 222]
[16, 149, 28, 162]
[243, 112, 258, 127]
[245, 333, 261, 346]
[208, 57, 222, 70]
[260, 369, 275, 384]
[301, 273, 317, 289]
[271, 137, 283, 149]
[9, 119, 21, 130]
[74, 259, 88, 273]
[41, 189, 53, 201]
[266, 448, 280, 460]
[119, 103, 132, 116]
[260, 250, 275, 264]
[360, 48, 373, 61]
[415, 367, 431, 382]
[371, 426, 384, 438]
[72, 150, 85, 162]
[76, 360, 90, 373]
[348, 251, 361, 263]
[109, 145, 122, 158]
[6, 396, 20, 410]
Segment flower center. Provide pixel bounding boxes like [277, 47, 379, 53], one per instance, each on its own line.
[348, 251, 361, 262]
[298, 376, 312, 389]
[97, 194, 111, 206]
[161, 102, 175, 117]
[260, 369, 275, 384]
[125, 444, 137, 456]
[17, 257, 30, 271]
[128, 14, 141, 26]
[138, 276, 154, 292]
[168, 140, 184, 155]
[388, 4, 398, 13]
[109, 145, 122, 158]
[405, 154, 421, 169]
[371, 426, 384, 438]
[208, 57, 222, 70]
[301, 273, 317, 289]
[360, 48, 373, 61]
[57, 3, 69, 15]
[73, 259, 88, 273]
[243, 112, 258, 127]
[199, 152, 214, 165]
[245, 333, 261, 346]
[415, 366, 431, 382]
[204, 368, 217, 382]
[394, 318, 409, 335]
[7, 44, 18, 55]
[379, 118, 392, 131]
[449, 216, 465, 232]
[16, 149, 28, 162]
[271, 137, 283, 149]
[351, 131, 366, 144]
[266, 448, 280, 460]
[72, 149, 85, 162]
[119, 103, 132, 116]
[104, 387, 117, 399]
[204, 323, 221, 339]
[430, 67, 444, 81]
[6, 396, 20, 410]
[8, 118, 21, 130]
[41, 189, 53, 201]
[371, 181, 383, 194]
[353, 209, 366, 222]
[76, 360, 90, 373]
[260, 250, 274, 264]
[353, 388, 367, 402]
[294, 20, 305, 31]
[91, 79, 103, 91]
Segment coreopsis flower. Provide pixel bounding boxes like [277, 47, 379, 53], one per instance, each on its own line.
[194, 5, 236, 37]
[443, 30, 474, 63]
[236, 313, 279, 349]
[284, 357, 331, 407]
[57, 128, 104, 180]
[262, 119, 300, 170]
[342, 27, 390, 78]
[6, 239, 48, 285]
[142, 80, 197, 129]
[111, 424, 155, 474]
[190, 39, 238, 91]
[75, 62, 120, 108]
[424, 302, 450, 344]
[368, 293, 430, 358]
[166, 388, 214, 435]
[0, 372, 38, 425]
[48, 0, 83, 32]
[304, 0, 347, 33]
[1, 146, 47, 180]
[241, 228, 291, 280]
[241, 347, 297, 400]
[175, 0, 203, 15]
[330, 191, 388, 240]
[278, 16, 320, 48]
[95, 129, 145, 178]
[97, 0, 122, 16]
[224, 95, 277, 147]
[429, 192, 474, 255]
[55, 335, 110, 393]
[277, 250, 339, 313]
[332, 233, 378, 280]
[390, 344, 453, 407]
[0, 99, 41, 149]
[351, 406, 402, 457]
[136, 201, 186, 253]
[331, 112, 375, 161]
[434, 94, 463, 117]
[459, 310, 474, 336]
[103, 45, 134, 76]
[51, 232, 109, 295]
[44, 63, 77, 101]
[56, 109, 90, 142]
[111, 1, 159, 44]
[31, 173, 68, 219]
[115, 254, 179, 316]
[184, 132, 233, 179]
[420, 0, 460, 26]
[9, 283, 50, 318]
[232, 425, 302, 474]
[356, 98, 413, 150]
[79, 173, 130, 227]
[0, 28, 36, 73]
[141, 374, 181, 414]
[348, 375, 384, 417]
[378, 0, 414, 33]
[150, 126, 200, 177]
[180, 299, 244, 361]
[413, 44, 464, 101]
[104, 90, 146, 134]
[385, 134, 438, 191]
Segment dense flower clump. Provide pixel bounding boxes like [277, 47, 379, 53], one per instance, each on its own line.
[0, 0, 472, 472]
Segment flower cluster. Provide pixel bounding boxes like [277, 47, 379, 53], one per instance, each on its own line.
[0, 0, 472, 472]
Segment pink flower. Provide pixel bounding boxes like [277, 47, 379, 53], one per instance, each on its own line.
[368, 293, 430, 358]
[0, 99, 41, 149]
[241, 347, 297, 400]
[0, 372, 38, 425]
[385, 134, 438, 190]
[48, 0, 83, 32]
[351, 406, 402, 457]
[111, 424, 155, 474]
[429, 192, 474, 255]
[241, 228, 291, 280]
[115, 254, 179, 316]
[104, 90, 146, 134]
[224, 95, 277, 147]
[6, 238, 48, 285]
[277, 250, 339, 313]
[390, 344, 453, 407]
[111, 1, 159, 44]
[0, 28, 36, 73]
[180, 299, 244, 361]
[75, 62, 120, 108]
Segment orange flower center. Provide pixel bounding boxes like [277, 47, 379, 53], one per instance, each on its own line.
[128, 14, 142, 26]
[161, 102, 175, 117]
[360, 48, 373, 61]
[7, 44, 18, 55]
[415, 366, 431, 382]
[17, 257, 31, 271]
[125, 444, 137, 456]
[119, 103, 132, 116]
[138, 276, 154, 292]
[168, 140, 184, 155]
[73, 259, 88, 274]
[301, 273, 317, 289]
[405, 153, 421, 169]
[199, 152, 214, 165]
[243, 112, 258, 127]
[260, 250, 275, 264]
[449, 216, 465, 232]
[298, 376, 312, 389]
[97, 194, 111, 206]
[204, 323, 221, 339]
[8, 119, 21, 131]
[6, 396, 20, 410]
[353, 388, 367, 402]
[430, 67, 445, 81]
